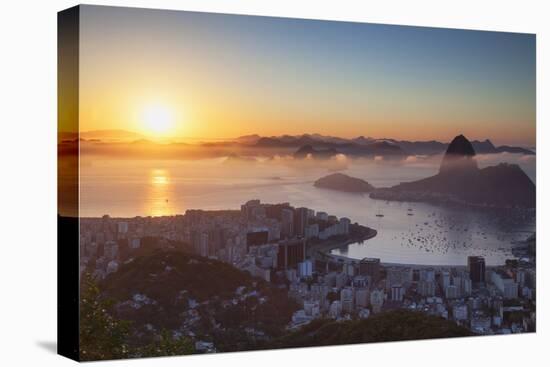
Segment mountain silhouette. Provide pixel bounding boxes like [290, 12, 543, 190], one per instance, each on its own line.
[250, 134, 533, 156]
[371, 134, 535, 208]
[439, 134, 478, 174]
[293, 141, 405, 160]
[471, 139, 497, 154]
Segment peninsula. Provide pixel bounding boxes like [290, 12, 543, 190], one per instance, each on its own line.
[314, 173, 375, 193]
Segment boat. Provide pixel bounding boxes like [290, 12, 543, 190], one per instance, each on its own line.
[375, 203, 384, 217]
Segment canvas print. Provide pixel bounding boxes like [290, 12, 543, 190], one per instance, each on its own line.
[58, 5, 536, 361]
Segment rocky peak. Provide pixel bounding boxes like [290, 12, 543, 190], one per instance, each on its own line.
[440, 135, 478, 174]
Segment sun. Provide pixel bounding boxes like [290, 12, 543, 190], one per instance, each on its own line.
[141, 103, 175, 135]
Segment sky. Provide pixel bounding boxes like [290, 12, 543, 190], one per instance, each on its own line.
[78, 5, 536, 146]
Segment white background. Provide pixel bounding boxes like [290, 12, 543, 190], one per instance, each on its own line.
[0, 0, 547, 365]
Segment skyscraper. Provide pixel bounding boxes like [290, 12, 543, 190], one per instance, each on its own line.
[359, 258, 381, 285]
[294, 207, 309, 237]
[468, 256, 486, 285]
[281, 208, 294, 238]
[246, 230, 269, 252]
[241, 199, 264, 221]
[277, 239, 306, 270]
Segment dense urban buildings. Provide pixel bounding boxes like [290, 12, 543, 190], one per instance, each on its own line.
[79, 198, 536, 348]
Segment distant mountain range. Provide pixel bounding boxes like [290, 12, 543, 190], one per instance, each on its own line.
[370, 135, 536, 208]
[67, 131, 535, 156]
[290, 140, 406, 159]
[244, 134, 534, 157]
[59, 129, 147, 141]
[63, 131, 534, 161]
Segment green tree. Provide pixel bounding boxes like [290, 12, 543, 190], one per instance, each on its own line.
[79, 274, 131, 361]
[80, 272, 196, 361]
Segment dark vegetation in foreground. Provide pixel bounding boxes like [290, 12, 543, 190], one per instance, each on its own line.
[80, 247, 299, 360]
[79, 274, 194, 361]
[267, 310, 473, 350]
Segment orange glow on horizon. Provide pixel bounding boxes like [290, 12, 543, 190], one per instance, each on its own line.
[77, 6, 535, 147]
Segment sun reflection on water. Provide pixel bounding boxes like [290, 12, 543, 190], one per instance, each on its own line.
[147, 169, 176, 216]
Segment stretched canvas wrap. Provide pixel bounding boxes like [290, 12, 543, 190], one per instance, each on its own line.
[58, 5, 536, 361]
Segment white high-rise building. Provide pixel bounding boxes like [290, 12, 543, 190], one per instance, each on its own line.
[316, 212, 328, 221]
[343, 262, 355, 277]
[420, 268, 436, 282]
[452, 303, 468, 321]
[390, 285, 404, 302]
[440, 270, 451, 289]
[462, 277, 472, 296]
[386, 267, 413, 290]
[340, 217, 351, 234]
[417, 280, 435, 297]
[329, 301, 342, 318]
[130, 237, 141, 249]
[117, 221, 128, 234]
[335, 272, 348, 288]
[491, 271, 518, 299]
[340, 287, 355, 313]
[305, 224, 319, 239]
[355, 288, 370, 308]
[516, 269, 527, 287]
[103, 240, 118, 261]
[370, 289, 385, 313]
[298, 260, 313, 278]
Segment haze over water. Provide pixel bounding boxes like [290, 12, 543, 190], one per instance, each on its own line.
[80, 153, 535, 266]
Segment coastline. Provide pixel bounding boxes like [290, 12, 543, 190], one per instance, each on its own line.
[369, 189, 536, 212]
[307, 225, 521, 269]
[307, 226, 377, 257]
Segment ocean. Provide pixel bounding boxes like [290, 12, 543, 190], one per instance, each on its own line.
[79, 153, 536, 266]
